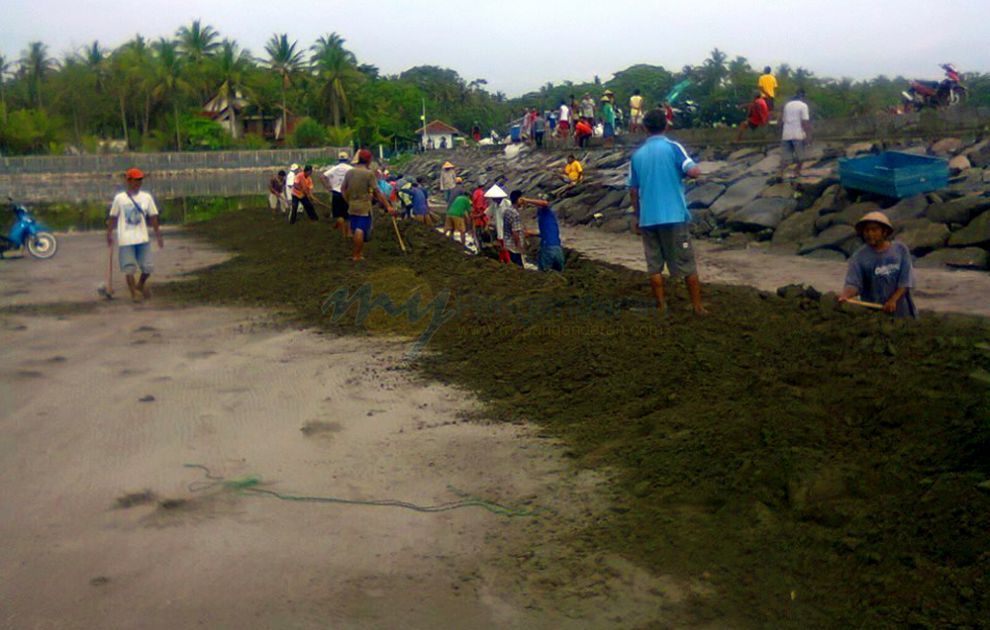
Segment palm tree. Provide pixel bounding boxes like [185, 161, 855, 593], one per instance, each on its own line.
[176, 20, 220, 63]
[0, 54, 11, 123]
[263, 33, 304, 139]
[20, 41, 55, 109]
[310, 33, 361, 128]
[152, 38, 186, 150]
[210, 39, 252, 138]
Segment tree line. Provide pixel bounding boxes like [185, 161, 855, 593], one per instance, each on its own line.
[1, 21, 988, 156]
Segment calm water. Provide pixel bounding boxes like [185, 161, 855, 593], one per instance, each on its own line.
[0, 170, 276, 230]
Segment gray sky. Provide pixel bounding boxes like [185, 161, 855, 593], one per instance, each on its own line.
[3, 0, 989, 97]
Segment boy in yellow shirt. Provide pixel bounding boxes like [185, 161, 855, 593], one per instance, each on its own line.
[758, 66, 778, 111]
[563, 155, 584, 184]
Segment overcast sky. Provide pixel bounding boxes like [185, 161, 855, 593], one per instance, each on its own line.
[3, 0, 989, 97]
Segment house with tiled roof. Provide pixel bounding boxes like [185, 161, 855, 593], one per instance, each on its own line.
[416, 120, 462, 150]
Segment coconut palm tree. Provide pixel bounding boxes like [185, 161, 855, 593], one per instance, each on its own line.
[209, 39, 252, 138]
[151, 38, 186, 150]
[0, 54, 11, 123]
[263, 33, 304, 139]
[310, 33, 361, 128]
[20, 41, 55, 109]
[176, 20, 220, 63]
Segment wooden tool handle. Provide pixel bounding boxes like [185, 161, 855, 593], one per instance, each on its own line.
[845, 297, 884, 310]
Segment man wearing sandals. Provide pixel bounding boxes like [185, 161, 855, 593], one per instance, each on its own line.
[107, 168, 163, 303]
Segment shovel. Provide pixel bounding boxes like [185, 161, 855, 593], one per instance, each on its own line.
[845, 297, 883, 310]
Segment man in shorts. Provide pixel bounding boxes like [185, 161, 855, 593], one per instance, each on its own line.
[342, 149, 394, 262]
[444, 191, 470, 246]
[107, 168, 163, 303]
[320, 151, 353, 238]
[628, 109, 706, 315]
[629, 88, 644, 133]
[268, 170, 287, 217]
[779, 90, 812, 180]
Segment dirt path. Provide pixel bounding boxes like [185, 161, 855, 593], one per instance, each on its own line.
[561, 226, 990, 318]
[0, 231, 705, 629]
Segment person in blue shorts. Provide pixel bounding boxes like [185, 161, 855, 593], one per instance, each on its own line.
[341, 149, 394, 262]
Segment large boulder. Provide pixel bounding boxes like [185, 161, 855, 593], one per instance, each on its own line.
[728, 147, 761, 161]
[949, 154, 972, 173]
[760, 183, 795, 199]
[727, 198, 798, 232]
[884, 194, 930, 224]
[807, 184, 846, 216]
[894, 219, 950, 254]
[771, 208, 819, 248]
[947, 210, 990, 247]
[686, 182, 726, 208]
[802, 248, 848, 262]
[845, 142, 875, 158]
[926, 195, 990, 224]
[930, 137, 964, 156]
[710, 176, 770, 219]
[916, 247, 990, 270]
[964, 140, 990, 168]
[815, 201, 880, 231]
[591, 188, 628, 215]
[798, 224, 858, 256]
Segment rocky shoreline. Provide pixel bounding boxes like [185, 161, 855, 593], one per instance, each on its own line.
[400, 137, 990, 271]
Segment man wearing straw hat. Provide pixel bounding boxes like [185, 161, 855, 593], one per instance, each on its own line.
[439, 161, 457, 202]
[838, 211, 918, 318]
[484, 184, 512, 264]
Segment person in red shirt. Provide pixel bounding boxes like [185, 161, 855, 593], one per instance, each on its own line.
[735, 92, 770, 141]
[574, 118, 593, 148]
[290, 164, 319, 224]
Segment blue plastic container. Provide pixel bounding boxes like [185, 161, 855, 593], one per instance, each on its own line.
[510, 125, 521, 143]
[838, 151, 948, 199]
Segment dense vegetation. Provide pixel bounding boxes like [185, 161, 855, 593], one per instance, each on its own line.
[2, 21, 989, 155]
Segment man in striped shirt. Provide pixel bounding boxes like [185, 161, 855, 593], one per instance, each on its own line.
[628, 109, 706, 315]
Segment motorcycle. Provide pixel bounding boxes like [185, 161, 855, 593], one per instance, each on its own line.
[901, 65, 967, 111]
[0, 199, 58, 259]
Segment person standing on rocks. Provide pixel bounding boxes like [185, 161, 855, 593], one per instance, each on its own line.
[439, 161, 457, 201]
[735, 91, 770, 142]
[601, 96, 616, 148]
[838, 211, 918, 318]
[107, 168, 163, 303]
[778, 90, 812, 181]
[557, 100, 571, 140]
[504, 191, 527, 267]
[484, 184, 512, 264]
[342, 149, 394, 262]
[320, 151, 353, 238]
[758, 66, 778, 112]
[580, 93, 596, 121]
[629, 89, 645, 133]
[628, 109, 706, 315]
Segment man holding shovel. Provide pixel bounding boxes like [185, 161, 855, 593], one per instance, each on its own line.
[106, 168, 163, 303]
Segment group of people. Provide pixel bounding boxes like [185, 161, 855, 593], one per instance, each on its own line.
[105, 82, 913, 319]
[515, 90, 629, 149]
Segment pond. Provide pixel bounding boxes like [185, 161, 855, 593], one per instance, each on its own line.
[0, 170, 276, 231]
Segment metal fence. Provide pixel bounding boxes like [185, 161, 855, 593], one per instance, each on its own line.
[0, 147, 350, 175]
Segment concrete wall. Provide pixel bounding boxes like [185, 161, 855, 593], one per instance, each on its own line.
[0, 147, 350, 175]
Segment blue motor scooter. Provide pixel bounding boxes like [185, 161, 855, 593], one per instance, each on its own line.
[0, 199, 58, 259]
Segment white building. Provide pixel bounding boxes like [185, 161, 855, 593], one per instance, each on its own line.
[417, 120, 461, 150]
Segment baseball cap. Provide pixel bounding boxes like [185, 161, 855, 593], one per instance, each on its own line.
[338, 151, 349, 160]
[125, 168, 144, 180]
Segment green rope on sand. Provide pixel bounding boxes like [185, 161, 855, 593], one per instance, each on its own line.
[183, 464, 536, 517]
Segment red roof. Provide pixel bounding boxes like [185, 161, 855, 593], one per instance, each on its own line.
[416, 120, 461, 135]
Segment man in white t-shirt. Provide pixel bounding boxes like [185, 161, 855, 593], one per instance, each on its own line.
[284, 163, 300, 206]
[107, 168, 163, 302]
[779, 91, 812, 180]
[320, 151, 354, 238]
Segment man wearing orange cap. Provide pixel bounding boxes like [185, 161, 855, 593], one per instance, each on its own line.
[106, 168, 163, 302]
[838, 211, 917, 317]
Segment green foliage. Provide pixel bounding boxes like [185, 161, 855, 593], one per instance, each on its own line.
[289, 117, 327, 147]
[233, 132, 270, 149]
[0, 108, 64, 154]
[324, 125, 353, 146]
[181, 115, 231, 150]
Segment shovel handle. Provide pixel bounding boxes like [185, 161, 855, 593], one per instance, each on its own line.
[845, 297, 884, 310]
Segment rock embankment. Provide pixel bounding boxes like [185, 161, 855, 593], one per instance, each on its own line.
[400, 137, 990, 271]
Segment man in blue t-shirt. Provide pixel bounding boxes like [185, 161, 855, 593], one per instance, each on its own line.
[513, 194, 564, 272]
[838, 211, 918, 318]
[627, 108, 705, 315]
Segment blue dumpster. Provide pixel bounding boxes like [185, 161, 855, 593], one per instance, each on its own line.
[838, 151, 948, 198]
